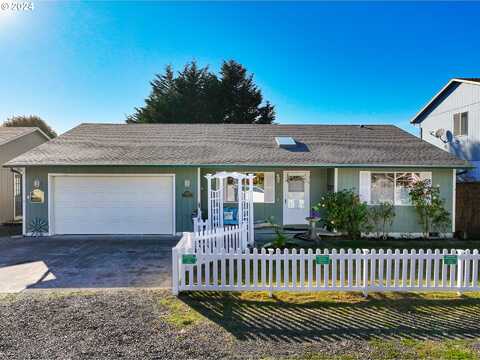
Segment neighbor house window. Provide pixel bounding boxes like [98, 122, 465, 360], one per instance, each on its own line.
[361, 171, 431, 206]
[223, 172, 275, 203]
[453, 112, 468, 136]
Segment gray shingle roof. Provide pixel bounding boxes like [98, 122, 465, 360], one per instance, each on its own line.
[5, 123, 470, 168]
[0, 127, 39, 147]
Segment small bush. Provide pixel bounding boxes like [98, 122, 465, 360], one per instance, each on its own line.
[314, 190, 371, 239]
[368, 202, 395, 239]
[263, 216, 290, 248]
[408, 179, 451, 238]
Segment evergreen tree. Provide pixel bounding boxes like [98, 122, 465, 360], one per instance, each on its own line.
[256, 101, 276, 124]
[127, 60, 275, 124]
[127, 65, 178, 123]
[174, 61, 220, 123]
[220, 60, 260, 123]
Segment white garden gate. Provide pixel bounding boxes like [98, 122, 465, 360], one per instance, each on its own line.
[193, 172, 254, 246]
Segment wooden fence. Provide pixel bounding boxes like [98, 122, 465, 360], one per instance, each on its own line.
[456, 182, 480, 237]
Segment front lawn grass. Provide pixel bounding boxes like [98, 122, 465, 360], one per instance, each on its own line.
[180, 290, 480, 358]
[297, 339, 480, 360]
[157, 294, 205, 327]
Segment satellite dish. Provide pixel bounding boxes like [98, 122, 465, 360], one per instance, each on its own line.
[434, 128, 445, 138]
[429, 128, 449, 143]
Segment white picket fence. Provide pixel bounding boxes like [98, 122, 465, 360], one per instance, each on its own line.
[192, 224, 247, 254]
[172, 245, 480, 295]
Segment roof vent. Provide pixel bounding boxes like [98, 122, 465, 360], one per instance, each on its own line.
[275, 136, 296, 148]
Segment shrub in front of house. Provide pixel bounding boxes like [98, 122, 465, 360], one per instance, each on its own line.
[408, 179, 451, 238]
[262, 216, 297, 249]
[314, 189, 371, 239]
[368, 202, 396, 240]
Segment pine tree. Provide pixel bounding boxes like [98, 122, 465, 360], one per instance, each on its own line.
[127, 65, 178, 123]
[256, 101, 276, 124]
[127, 60, 275, 124]
[220, 60, 261, 124]
[174, 61, 220, 123]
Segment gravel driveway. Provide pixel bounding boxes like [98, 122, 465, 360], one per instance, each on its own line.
[2, 289, 480, 359]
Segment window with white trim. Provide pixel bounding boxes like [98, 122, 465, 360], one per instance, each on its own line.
[371, 173, 394, 204]
[360, 171, 431, 206]
[453, 112, 468, 136]
[224, 172, 275, 203]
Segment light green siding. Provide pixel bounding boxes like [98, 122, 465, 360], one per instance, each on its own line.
[200, 167, 328, 225]
[24, 166, 198, 233]
[337, 167, 454, 233]
[23, 165, 455, 235]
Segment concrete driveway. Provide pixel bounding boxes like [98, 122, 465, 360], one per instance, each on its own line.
[0, 235, 179, 292]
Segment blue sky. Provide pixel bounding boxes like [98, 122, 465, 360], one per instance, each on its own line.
[1, 1, 479, 135]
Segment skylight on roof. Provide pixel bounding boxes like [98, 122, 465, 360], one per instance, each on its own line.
[275, 136, 296, 147]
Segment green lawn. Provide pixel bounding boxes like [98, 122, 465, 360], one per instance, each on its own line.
[177, 291, 480, 359]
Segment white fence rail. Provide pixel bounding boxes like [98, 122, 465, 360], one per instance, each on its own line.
[172, 247, 480, 295]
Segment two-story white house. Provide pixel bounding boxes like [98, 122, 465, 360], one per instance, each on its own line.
[411, 78, 480, 181]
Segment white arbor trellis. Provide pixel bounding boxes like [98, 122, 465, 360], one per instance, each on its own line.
[194, 172, 254, 246]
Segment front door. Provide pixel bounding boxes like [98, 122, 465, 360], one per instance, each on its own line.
[283, 171, 310, 225]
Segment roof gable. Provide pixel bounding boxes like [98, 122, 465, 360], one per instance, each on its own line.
[0, 127, 49, 147]
[411, 78, 480, 124]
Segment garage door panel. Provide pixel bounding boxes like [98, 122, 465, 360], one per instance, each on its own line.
[52, 175, 174, 235]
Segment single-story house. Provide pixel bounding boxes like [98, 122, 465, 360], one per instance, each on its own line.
[0, 127, 50, 225]
[4, 123, 471, 237]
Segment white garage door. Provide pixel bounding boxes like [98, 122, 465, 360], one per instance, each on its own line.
[51, 175, 175, 235]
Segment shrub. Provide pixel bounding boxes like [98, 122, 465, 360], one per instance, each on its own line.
[408, 179, 451, 238]
[313, 190, 370, 239]
[263, 216, 289, 248]
[368, 202, 395, 239]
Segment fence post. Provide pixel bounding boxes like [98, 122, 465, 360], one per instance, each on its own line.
[193, 217, 198, 233]
[268, 248, 274, 297]
[457, 249, 465, 296]
[186, 232, 193, 249]
[172, 246, 179, 296]
[362, 249, 369, 298]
